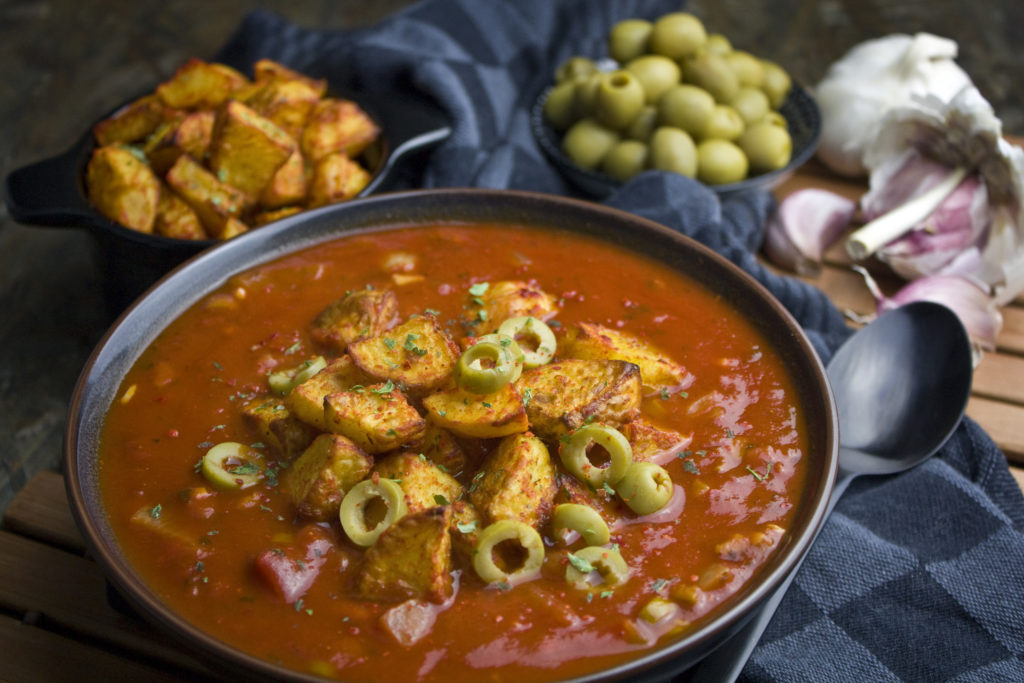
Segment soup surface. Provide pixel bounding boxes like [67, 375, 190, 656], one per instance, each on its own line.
[99, 223, 808, 682]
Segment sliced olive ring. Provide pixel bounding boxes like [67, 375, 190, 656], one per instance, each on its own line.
[551, 503, 610, 547]
[474, 333, 525, 382]
[472, 519, 545, 584]
[565, 545, 631, 590]
[268, 356, 327, 396]
[201, 442, 263, 490]
[617, 461, 674, 515]
[339, 478, 408, 547]
[559, 424, 633, 488]
[454, 339, 521, 395]
[497, 316, 557, 369]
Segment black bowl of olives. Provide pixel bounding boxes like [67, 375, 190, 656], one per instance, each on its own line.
[532, 12, 821, 198]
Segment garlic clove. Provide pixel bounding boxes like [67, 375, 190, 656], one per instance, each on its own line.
[763, 188, 856, 275]
[854, 265, 1001, 351]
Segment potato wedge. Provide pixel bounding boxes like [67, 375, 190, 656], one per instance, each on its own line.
[252, 206, 303, 226]
[324, 382, 426, 454]
[208, 100, 296, 197]
[465, 280, 559, 335]
[241, 397, 319, 461]
[285, 355, 372, 430]
[620, 418, 693, 463]
[358, 506, 453, 603]
[468, 433, 556, 529]
[307, 151, 372, 208]
[253, 58, 328, 97]
[86, 145, 160, 233]
[285, 434, 373, 521]
[144, 110, 215, 175]
[154, 187, 206, 240]
[421, 382, 529, 440]
[243, 77, 322, 139]
[156, 58, 248, 109]
[561, 322, 692, 395]
[164, 154, 249, 236]
[93, 94, 169, 146]
[516, 358, 642, 441]
[260, 149, 308, 209]
[311, 288, 400, 353]
[373, 452, 463, 514]
[348, 315, 460, 393]
[300, 98, 380, 162]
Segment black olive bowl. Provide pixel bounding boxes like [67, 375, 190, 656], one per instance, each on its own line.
[531, 81, 821, 200]
[65, 188, 838, 683]
[3, 86, 451, 314]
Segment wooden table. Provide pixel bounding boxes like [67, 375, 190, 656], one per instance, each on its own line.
[2, 156, 1023, 680]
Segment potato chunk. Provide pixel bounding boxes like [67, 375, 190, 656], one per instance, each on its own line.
[144, 110, 215, 174]
[373, 453, 463, 514]
[260, 149, 308, 209]
[358, 506, 454, 603]
[469, 433, 556, 529]
[300, 98, 380, 162]
[561, 322, 692, 395]
[241, 397, 319, 461]
[620, 418, 693, 463]
[324, 383, 426, 454]
[93, 94, 169, 146]
[155, 58, 248, 109]
[253, 59, 327, 98]
[285, 434, 373, 521]
[418, 422, 469, 478]
[465, 280, 559, 334]
[153, 188, 205, 240]
[516, 359, 642, 442]
[285, 355, 371, 430]
[308, 152, 372, 208]
[421, 383, 529, 440]
[348, 316, 460, 393]
[164, 154, 249, 236]
[208, 100, 296, 198]
[242, 77, 323, 139]
[86, 145, 159, 233]
[311, 288, 400, 353]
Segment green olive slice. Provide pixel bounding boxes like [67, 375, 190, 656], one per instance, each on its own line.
[454, 339, 520, 394]
[268, 356, 327, 396]
[339, 478, 408, 547]
[474, 333, 525, 382]
[552, 503, 610, 546]
[617, 462, 674, 515]
[565, 545, 631, 590]
[496, 316, 556, 369]
[559, 424, 633, 488]
[201, 442, 263, 490]
[473, 519, 545, 585]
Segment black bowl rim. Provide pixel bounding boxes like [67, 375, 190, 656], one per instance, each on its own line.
[531, 81, 822, 199]
[64, 187, 838, 683]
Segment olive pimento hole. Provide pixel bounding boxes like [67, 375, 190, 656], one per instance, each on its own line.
[585, 443, 612, 469]
[492, 539, 528, 573]
[363, 495, 390, 529]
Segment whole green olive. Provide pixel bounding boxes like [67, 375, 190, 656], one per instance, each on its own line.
[543, 80, 580, 132]
[625, 104, 658, 141]
[555, 56, 598, 84]
[562, 118, 620, 170]
[739, 121, 793, 172]
[608, 18, 653, 64]
[763, 111, 788, 128]
[617, 461, 674, 515]
[657, 84, 715, 137]
[648, 12, 707, 60]
[572, 72, 603, 120]
[702, 104, 745, 141]
[729, 86, 770, 126]
[697, 139, 749, 185]
[649, 126, 697, 178]
[601, 139, 649, 181]
[681, 52, 740, 104]
[704, 33, 732, 56]
[625, 55, 681, 104]
[595, 70, 646, 130]
[761, 59, 792, 108]
[724, 50, 764, 88]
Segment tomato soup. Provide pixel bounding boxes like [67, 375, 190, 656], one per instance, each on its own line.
[99, 223, 808, 681]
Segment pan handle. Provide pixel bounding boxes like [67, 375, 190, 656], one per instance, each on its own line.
[4, 133, 99, 228]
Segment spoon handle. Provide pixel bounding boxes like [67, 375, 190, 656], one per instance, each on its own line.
[681, 469, 855, 682]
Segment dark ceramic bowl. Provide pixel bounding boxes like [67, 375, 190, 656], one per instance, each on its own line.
[531, 82, 821, 199]
[65, 188, 838, 682]
[3, 86, 450, 313]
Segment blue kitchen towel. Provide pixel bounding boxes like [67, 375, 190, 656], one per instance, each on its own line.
[216, 2, 1024, 680]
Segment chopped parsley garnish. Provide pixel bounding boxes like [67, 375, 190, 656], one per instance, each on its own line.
[424, 308, 441, 316]
[372, 380, 396, 395]
[284, 342, 301, 355]
[602, 482, 616, 496]
[383, 337, 398, 350]
[434, 494, 450, 506]
[660, 387, 670, 400]
[468, 282, 490, 296]
[651, 578, 668, 592]
[746, 465, 764, 482]
[567, 552, 595, 574]
[681, 459, 700, 475]
[149, 504, 162, 519]
[456, 520, 477, 534]
[522, 387, 533, 407]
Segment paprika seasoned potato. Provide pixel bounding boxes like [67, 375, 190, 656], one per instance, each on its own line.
[86, 58, 380, 240]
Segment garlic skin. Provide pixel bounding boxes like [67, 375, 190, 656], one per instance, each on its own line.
[854, 265, 1001, 352]
[814, 33, 972, 178]
[763, 189, 856, 275]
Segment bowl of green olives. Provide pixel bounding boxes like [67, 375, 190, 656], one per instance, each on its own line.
[533, 11, 821, 198]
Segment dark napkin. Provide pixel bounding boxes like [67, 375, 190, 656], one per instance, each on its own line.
[217, 1, 1024, 680]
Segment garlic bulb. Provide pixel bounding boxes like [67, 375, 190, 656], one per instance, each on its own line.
[762, 189, 856, 275]
[814, 33, 972, 177]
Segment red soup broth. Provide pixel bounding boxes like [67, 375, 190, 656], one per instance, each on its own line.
[99, 223, 808, 682]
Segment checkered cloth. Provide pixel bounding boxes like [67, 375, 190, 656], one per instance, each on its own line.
[218, 1, 1024, 680]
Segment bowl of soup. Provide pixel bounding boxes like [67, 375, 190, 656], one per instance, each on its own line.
[65, 188, 838, 682]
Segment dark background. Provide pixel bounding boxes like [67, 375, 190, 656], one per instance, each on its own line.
[2, 0, 1021, 512]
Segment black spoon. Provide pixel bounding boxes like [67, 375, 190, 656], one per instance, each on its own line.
[683, 300, 974, 682]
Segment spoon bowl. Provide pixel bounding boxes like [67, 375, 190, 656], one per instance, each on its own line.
[683, 300, 973, 682]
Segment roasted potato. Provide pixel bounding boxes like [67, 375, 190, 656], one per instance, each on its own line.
[285, 434, 373, 521]
[311, 288, 400, 353]
[421, 382, 529, 439]
[86, 145, 160, 233]
[92, 94, 169, 147]
[153, 188, 206, 240]
[465, 280, 560, 335]
[468, 433, 556, 529]
[285, 355, 372, 430]
[260, 149, 308, 209]
[155, 58, 248, 110]
[358, 506, 454, 603]
[163, 154, 249, 236]
[240, 397, 319, 460]
[308, 151, 372, 208]
[373, 452, 463, 514]
[144, 110, 215, 175]
[323, 382, 427, 454]
[300, 98, 380, 162]
[561, 322, 692, 395]
[619, 418, 693, 462]
[208, 100, 296, 198]
[348, 315, 460, 393]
